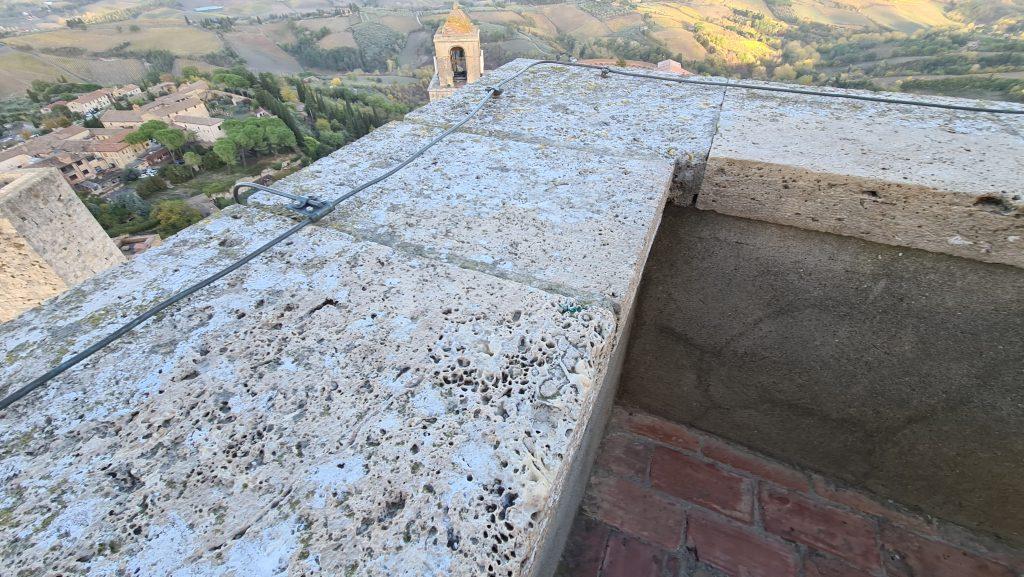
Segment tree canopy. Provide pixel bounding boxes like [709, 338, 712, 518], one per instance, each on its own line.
[151, 200, 203, 237]
[216, 116, 297, 165]
[124, 120, 170, 145]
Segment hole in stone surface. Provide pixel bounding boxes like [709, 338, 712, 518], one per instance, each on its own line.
[973, 195, 1014, 214]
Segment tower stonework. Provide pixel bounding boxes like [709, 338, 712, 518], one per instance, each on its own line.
[0, 168, 124, 322]
[428, 3, 484, 102]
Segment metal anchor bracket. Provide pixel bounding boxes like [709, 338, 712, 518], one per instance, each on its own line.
[232, 182, 333, 221]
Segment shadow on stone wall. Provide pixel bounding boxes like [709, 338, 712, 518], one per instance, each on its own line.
[618, 205, 1024, 546]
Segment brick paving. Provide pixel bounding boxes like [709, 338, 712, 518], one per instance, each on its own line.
[557, 406, 1023, 577]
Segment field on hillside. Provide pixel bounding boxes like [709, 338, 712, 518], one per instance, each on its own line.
[652, 28, 708, 61]
[299, 15, 359, 48]
[37, 53, 149, 84]
[224, 26, 304, 75]
[538, 4, 609, 37]
[0, 45, 148, 98]
[789, 0, 875, 27]
[0, 48, 65, 98]
[11, 22, 222, 56]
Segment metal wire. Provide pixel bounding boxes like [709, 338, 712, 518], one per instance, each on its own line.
[4, 60, 1021, 413]
[0, 219, 311, 412]
[512, 59, 1024, 114]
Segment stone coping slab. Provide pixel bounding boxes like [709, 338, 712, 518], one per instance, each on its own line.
[406, 59, 725, 202]
[252, 121, 674, 315]
[698, 85, 1024, 267]
[0, 206, 617, 577]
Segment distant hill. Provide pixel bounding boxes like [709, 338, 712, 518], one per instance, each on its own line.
[0, 0, 1021, 102]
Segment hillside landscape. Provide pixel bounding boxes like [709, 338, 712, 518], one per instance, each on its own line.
[0, 0, 1022, 103]
[0, 0, 1021, 246]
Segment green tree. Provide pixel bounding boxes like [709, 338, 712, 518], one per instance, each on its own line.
[772, 64, 798, 81]
[318, 130, 346, 149]
[136, 176, 168, 197]
[212, 138, 238, 166]
[220, 117, 298, 165]
[153, 128, 189, 161]
[151, 200, 202, 237]
[125, 120, 169, 145]
[202, 149, 226, 170]
[183, 151, 202, 173]
[212, 73, 250, 89]
[158, 164, 194, 184]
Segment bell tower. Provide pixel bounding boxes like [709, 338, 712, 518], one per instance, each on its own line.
[428, 2, 484, 102]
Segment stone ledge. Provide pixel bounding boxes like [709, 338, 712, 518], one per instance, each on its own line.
[255, 121, 674, 316]
[2, 59, 1022, 577]
[698, 86, 1024, 268]
[406, 59, 726, 204]
[0, 207, 617, 576]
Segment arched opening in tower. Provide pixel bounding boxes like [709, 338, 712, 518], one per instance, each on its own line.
[450, 46, 467, 85]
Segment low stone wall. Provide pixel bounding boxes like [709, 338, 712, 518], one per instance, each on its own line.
[619, 205, 1024, 546]
[697, 86, 1023, 267]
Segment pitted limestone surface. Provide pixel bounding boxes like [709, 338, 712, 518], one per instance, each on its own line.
[253, 121, 674, 315]
[699, 87, 1024, 267]
[406, 59, 725, 202]
[0, 207, 617, 576]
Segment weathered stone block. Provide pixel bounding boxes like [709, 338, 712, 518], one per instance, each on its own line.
[257, 121, 674, 315]
[582, 475, 685, 549]
[761, 486, 880, 571]
[698, 87, 1024, 267]
[0, 207, 617, 577]
[650, 447, 754, 523]
[686, 512, 799, 577]
[406, 59, 725, 203]
[601, 533, 666, 577]
[0, 168, 124, 321]
[881, 524, 1016, 577]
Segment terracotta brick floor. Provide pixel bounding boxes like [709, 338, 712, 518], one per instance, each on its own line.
[556, 405, 1024, 577]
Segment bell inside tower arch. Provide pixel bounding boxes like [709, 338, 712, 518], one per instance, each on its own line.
[450, 46, 467, 85]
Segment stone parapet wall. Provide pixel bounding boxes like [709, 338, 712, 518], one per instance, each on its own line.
[409, 59, 1023, 268]
[0, 61, 1021, 574]
[0, 63, 678, 573]
[0, 216, 67, 323]
[698, 84, 1024, 267]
